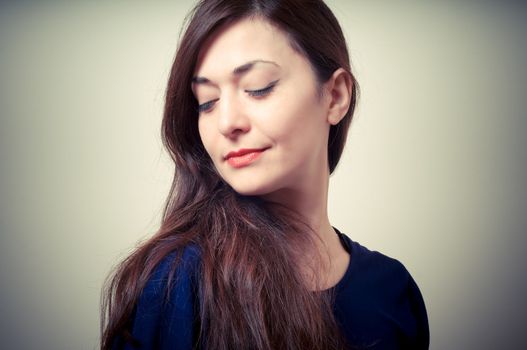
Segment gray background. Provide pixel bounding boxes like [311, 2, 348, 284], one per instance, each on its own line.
[1, 1, 526, 349]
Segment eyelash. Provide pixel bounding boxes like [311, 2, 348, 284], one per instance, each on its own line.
[198, 100, 217, 113]
[197, 81, 278, 113]
[246, 83, 276, 97]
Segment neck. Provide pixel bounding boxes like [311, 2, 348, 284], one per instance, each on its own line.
[262, 164, 332, 238]
[261, 163, 347, 290]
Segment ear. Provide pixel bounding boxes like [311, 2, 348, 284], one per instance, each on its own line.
[325, 68, 353, 126]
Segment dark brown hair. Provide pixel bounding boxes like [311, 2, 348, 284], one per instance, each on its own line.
[101, 0, 359, 349]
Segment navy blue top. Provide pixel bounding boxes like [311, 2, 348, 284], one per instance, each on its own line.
[117, 228, 429, 349]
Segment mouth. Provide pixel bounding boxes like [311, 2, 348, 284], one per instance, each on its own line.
[224, 147, 269, 168]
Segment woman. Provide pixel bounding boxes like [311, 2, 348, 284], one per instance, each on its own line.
[101, 0, 429, 349]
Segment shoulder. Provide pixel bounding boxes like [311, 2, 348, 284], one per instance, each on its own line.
[335, 231, 412, 297]
[141, 244, 201, 300]
[334, 232, 430, 349]
[124, 244, 202, 350]
[347, 236, 412, 294]
[138, 243, 201, 321]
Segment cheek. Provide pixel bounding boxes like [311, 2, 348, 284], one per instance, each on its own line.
[198, 120, 216, 156]
[261, 93, 326, 142]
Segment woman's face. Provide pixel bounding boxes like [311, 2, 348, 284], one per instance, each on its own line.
[192, 17, 332, 197]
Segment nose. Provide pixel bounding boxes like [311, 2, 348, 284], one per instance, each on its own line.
[217, 92, 250, 138]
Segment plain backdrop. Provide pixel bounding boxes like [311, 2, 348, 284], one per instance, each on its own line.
[1, 1, 526, 349]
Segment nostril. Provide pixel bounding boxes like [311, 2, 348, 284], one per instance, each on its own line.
[217, 110, 251, 136]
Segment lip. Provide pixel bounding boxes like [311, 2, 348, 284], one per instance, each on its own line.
[224, 147, 268, 168]
[224, 148, 267, 159]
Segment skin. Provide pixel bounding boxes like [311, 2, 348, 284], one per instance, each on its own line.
[192, 17, 353, 290]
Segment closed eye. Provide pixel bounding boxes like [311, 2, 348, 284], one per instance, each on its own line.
[245, 80, 279, 97]
[197, 80, 279, 113]
[198, 99, 218, 113]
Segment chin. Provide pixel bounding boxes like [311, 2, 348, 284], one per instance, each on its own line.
[228, 181, 277, 197]
[230, 186, 268, 197]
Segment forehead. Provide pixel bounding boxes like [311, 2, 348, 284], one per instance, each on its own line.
[194, 17, 302, 79]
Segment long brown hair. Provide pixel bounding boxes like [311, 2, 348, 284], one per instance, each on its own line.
[101, 0, 359, 349]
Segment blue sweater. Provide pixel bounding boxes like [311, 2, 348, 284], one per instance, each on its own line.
[116, 228, 429, 349]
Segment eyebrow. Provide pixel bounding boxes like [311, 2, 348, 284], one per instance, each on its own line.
[191, 59, 280, 85]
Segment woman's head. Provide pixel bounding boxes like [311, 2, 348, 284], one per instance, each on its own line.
[163, 0, 359, 195]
